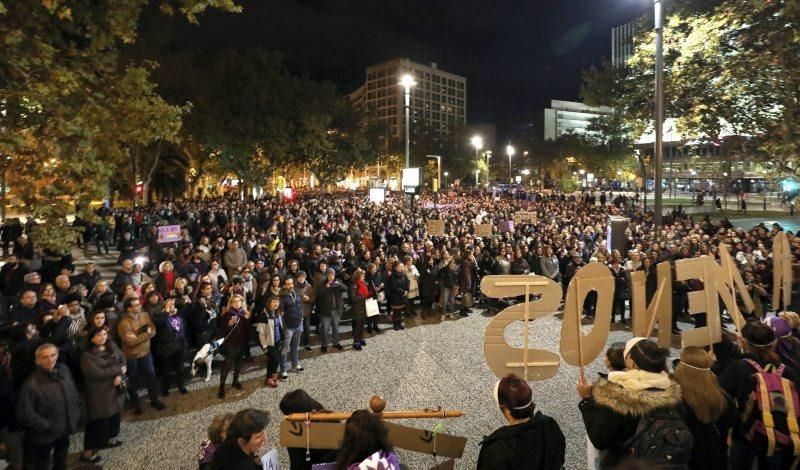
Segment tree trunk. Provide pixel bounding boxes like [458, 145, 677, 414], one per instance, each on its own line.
[141, 141, 162, 207]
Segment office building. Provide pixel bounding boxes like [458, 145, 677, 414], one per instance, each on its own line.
[543, 100, 612, 141]
[352, 58, 467, 140]
[612, 22, 635, 68]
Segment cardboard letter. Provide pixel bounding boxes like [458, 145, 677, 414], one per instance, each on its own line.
[675, 256, 722, 347]
[481, 275, 562, 380]
[631, 261, 673, 348]
[475, 224, 493, 237]
[773, 232, 793, 311]
[717, 244, 752, 329]
[560, 262, 615, 368]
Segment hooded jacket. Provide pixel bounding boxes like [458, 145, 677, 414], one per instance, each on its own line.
[579, 370, 684, 468]
[477, 411, 565, 470]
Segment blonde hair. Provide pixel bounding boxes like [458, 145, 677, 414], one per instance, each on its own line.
[674, 346, 728, 424]
[159, 261, 174, 273]
[781, 311, 800, 330]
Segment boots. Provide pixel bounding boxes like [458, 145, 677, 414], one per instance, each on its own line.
[264, 374, 278, 388]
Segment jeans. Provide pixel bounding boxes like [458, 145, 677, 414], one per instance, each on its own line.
[126, 353, 159, 407]
[159, 346, 186, 392]
[439, 287, 455, 313]
[266, 342, 281, 376]
[319, 313, 341, 347]
[281, 324, 303, 372]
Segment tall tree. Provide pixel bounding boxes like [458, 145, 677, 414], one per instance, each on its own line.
[0, 0, 240, 251]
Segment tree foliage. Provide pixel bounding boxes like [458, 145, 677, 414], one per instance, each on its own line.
[0, 0, 239, 251]
[582, 0, 800, 178]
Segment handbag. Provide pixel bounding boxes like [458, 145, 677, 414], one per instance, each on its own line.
[365, 298, 380, 317]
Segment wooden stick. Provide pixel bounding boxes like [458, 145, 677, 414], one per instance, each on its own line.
[645, 278, 667, 337]
[575, 279, 584, 378]
[523, 283, 530, 380]
[285, 410, 465, 422]
[704, 263, 714, 347]
[506, 361, 560, 368]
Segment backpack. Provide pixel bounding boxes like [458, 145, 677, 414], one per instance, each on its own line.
[741, 358, 800, 457]
[623, 406, 693, 468]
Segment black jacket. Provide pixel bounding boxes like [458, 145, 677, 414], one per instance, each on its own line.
[385, 271, 409, 306]
[684, 395, 737, 470]
[477, 412, 565, 470]
[579, 373, 684, 468]
[16, 364, 81, 445]
[210, 442, 260, 470]
[316, 281, 346, 317]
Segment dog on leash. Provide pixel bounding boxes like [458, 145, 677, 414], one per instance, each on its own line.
[191, 337, 225, 382]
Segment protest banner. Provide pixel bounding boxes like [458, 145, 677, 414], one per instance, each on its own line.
[157, 225, 181, 244]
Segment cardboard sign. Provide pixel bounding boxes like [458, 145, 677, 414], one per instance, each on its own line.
[560, 262, 615, 369]
[480, 275, 563, 381]
[427, 219, 446, 236]
[499, 220, 514, 233]
[773, 232, 793, 310]
[475, 224, 493, 237]
[261, 449, 279, 470]
[513, 211, 537, 225]
[630, 261, 673, 348]
[280, 420, 466, 459]
[157, 225, 181, 243]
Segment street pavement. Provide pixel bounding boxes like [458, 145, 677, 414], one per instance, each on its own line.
[729, 216, 800, 233]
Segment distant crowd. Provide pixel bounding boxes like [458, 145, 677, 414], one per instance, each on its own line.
[0, 187, 798, 469]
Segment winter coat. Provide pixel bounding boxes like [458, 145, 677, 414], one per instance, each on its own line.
[316, 281, 346, 317]
[578, 370, 684, 468]
[684, 395, 737, 470]
[218, 308, 250, 353]
[254, 309, 282, 348]
[458, 260, 474, 293]
[438, 267, 458, 290]
[16, 364, 80, 445]
[117, 311, 156, 359]
[299, 282, 315, 318]
[280, 288, 304, 329]
[719, 353, 800, 441]
[210, 441, 260, 470]
[477, 412, 566, 470]
[80, 341, 126, 421]
[418, 265, 437, 300]
[385, 271, 409, 307]
[348, 281, 368, 320]
[405, 267, 420, 299]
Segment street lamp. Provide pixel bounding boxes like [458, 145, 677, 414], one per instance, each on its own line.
[470, 135, 483, 185]
[399, 74, 417, 169]
[444, 171, 449, 188]
[579, 168, 587, 188]
[506, 145, 516, 183]
[653, 0, 665, 233]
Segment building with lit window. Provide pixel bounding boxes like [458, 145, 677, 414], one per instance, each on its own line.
[351, 58, 467, 141]
[543, 100, 612, 141]
[612, 22, 635, 68]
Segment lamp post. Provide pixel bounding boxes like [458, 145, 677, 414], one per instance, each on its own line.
[444, 171, 449, 188]
[579, 168, 586, 189]
[399, 74, 417, 169]
[506, 145, 516, 183]
[470, 135, 483, 185]
[653, 0, 665, 233]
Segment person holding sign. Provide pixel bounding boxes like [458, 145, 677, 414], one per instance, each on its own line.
[477, 374, 565, 470]
[576, 338, 690, 468]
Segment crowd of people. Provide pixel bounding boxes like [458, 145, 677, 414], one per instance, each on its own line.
[0, 187, 798, 469]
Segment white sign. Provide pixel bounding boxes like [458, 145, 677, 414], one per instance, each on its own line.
[402, 168, 421, 187]
[262, 448, 279, 470]
[368, 187, 385, 204]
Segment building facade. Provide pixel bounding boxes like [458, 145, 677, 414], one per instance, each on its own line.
[354, 58, 467, 141]
[611, 22, 635, 68]
[543, 100, 612, 141]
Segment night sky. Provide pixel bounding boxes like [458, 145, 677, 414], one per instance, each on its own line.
[145, 0, 645, 131]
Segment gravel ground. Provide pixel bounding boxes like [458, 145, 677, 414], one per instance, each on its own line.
[53, 308, 696, 470]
